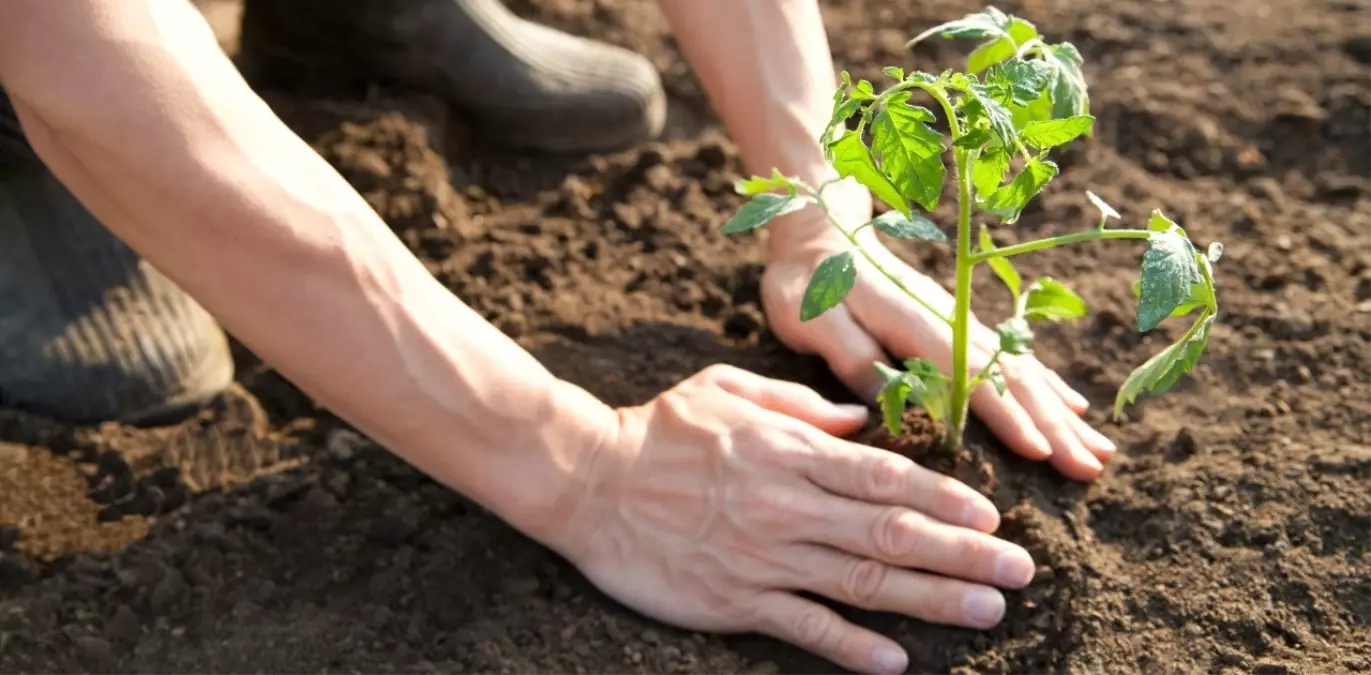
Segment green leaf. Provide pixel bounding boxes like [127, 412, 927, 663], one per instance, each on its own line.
[1137, 230, 1203, 332]
[820, 97, 864, 151]
[979, 225, 1022, 300]
[1148, 209, 1181, 233]
[735, 168, 799, 196]
[986, 364, 1008, 395]
[1020, 116, 1095, 150]
[872, 211, 947, 242]
[964, 85, 1018, 149]
[908, 6, 1012, 48]
[997, 317, 1034, 355]
[828, 132, 911, 217]
[1087, 190, 1121, 222]
[973, 147, 1011, 198]
[954, 128, 994, 150]
[872, 93, 946, 212]
[884, 66, 905, 81]
[1023, 277, 1087, 322]
[967, 18, 1037, 73]
[801, 250, 857, 321]
[1113, 313, 1215, 419]
[854, 79, 877, 100]
[994, 59, 1056, 106]
[720, 193, 809, 234]
[902, 358, 951, 424]
[982, 159, 1059, 223]
[875, 362, 913, 435]
[1044, 43, 1089, 118]
[1131, 276, 1213, 320]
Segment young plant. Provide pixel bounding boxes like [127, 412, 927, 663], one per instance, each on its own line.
[720, 6, 1222, 453]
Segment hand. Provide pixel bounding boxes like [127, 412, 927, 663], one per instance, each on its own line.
[762, 194, 1116, 482]
[554, 365, 1035, 675]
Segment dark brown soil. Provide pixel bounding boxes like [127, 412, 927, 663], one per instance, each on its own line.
[3, 0, 1369, 673]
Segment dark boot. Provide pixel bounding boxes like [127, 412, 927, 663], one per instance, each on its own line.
[0, 97, 234, 425]
[237, 0, 666, 152]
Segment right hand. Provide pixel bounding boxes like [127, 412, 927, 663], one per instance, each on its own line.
[554, 365, 1036, 675]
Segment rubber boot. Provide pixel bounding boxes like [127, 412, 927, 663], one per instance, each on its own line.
[237, 0, 666, 152]
[0, 104, 234, 425]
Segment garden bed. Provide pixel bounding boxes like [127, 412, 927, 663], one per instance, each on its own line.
[2, 0, 1369, 672]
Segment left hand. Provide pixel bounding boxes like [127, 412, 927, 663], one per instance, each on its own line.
[761, 189, 1116, 482]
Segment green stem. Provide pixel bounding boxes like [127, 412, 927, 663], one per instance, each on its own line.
[970, 348, 1005, 389]
[969, 228, 1152, 263]
[801, 187, 953, 325]
[947, 146, 974, 454]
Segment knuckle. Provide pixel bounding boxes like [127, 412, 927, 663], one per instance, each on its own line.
[863, 453, 912, 499]
[791, 606, 835, 647]
[698, 363, 741, 385]
[872, 508, 923, 559]
[842, 558, 889, 605]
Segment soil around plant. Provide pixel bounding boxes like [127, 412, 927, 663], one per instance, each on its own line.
[2, 0, 1370, 673]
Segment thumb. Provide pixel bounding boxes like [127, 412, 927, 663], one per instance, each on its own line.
[708, 366, 870, 437]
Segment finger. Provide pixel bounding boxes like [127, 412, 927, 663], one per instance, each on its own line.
[799, 306, 893, 402]
[1002, 361, 1104, 481]
[787, 544, 1011, 630]
[1042, 365, 1091, 413]
[1067, 411, 1118, 460]
[799, 497, 1035, 588]
[801, 435, 1000, 532]
[752, 592, 909, 675]
[702, 364, 869, 437]
[968, 382, 1054, 461]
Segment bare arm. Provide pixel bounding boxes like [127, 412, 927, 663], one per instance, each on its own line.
[0, 0, 614, 550]
[655, 0, 869, 250]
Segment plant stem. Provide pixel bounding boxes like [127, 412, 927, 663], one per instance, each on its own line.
[946, 146, 975, 454]
[800, 187, 953, 325]
[969, 228, 1151, 263]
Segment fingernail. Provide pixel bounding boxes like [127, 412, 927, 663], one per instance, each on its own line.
[1081, 450, 1104, 473]
[994, 549, 1035, 587]
[963, 587, 1006, 626]
[872, 646, 908, 674]
[836, 403, 869, 417]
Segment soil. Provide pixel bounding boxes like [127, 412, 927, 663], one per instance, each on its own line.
[2, 0, 1369, 673]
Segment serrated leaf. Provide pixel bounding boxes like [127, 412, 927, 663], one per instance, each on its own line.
[902, 358, 951, 424]
[1137, 230, 1203, 331]
[820, 97, 865, 151]
[735, 168, 799, 196]
[801, 250, 857, 321]
[980, 225, 1022, 300]
[872, 211, 947, 242]
[997, 317, 1034, 355]
[973, 146, 1011, 198]
[967, 18, 1037, 73]
[987, 364, 1007, 395]
[994, 60, 1056, 106]
[1024, 277, 1087, 322]
[1011, 90, 1054, 129]
[964, 85, 1018, 148]
[982, 159, 1059, 223]
[1020, 116, 1095, 149]
[1132, 276, 1213, 320]
[1114, 314, 1215, 419]
[872, 93, 946, 212]
[884, 66, 905, 81]
[854, 79, 877, 100]
[954, 128, 994, 149]
[1087, 190, 1121, 221]
[828, 132, 911, 217]
[1044, 43, 1089, 118]
[875, 362, 912, 434]
[908, 6, 1012, 48]
[720, 193, 809, 234]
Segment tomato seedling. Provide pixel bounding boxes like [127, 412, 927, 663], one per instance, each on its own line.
[720, 6, 1222, 453]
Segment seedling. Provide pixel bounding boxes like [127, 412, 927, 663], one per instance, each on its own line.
[720, 6, 1222, 453]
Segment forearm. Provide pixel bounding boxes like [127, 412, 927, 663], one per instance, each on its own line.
[657, 0, 869, 248]
[0, 0, 613, 548]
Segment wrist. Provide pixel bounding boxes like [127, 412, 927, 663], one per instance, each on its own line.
[480, 377, 623, 559]
[765, 178, 873, 260]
